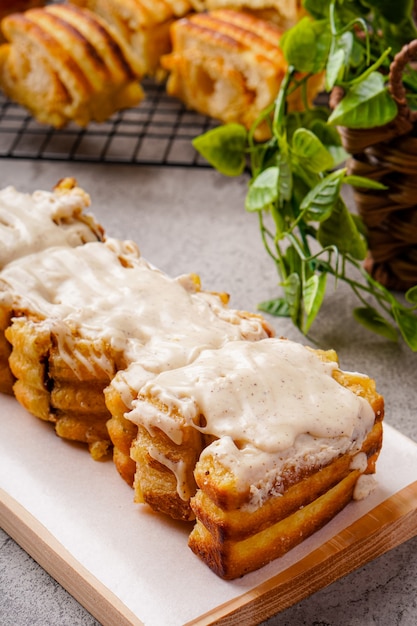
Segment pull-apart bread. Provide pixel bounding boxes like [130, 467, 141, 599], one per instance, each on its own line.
[104, 277, 272, 483]
[189, 0, 303, 29]
[126, 338, 384, 578]
[0, 178, 104, 395]
[0, 4, 144, 127]
[69, 0, 193, 78]
[0, 238, 272, 460]
[161, 10, 288, 140]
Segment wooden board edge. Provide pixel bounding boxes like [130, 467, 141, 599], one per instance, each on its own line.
[0, 487, 143, 626]
[189, 480, 417, 626]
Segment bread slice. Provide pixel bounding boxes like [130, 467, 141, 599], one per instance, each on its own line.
[0, 177, 104, 270]
[0, 178, 104, 395]
[105, 289, 273, 484]
[69, 0, 193, 78]
[125, 338, 384, 576]
[0, 4, 144, 127]
[1, 239, 272, 459]
[189, 0, 303, 29]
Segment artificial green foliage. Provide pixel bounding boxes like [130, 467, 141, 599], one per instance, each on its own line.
[193, 0, 417, 349]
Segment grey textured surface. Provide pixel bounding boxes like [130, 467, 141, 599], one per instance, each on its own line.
[0, 160, 416, 626]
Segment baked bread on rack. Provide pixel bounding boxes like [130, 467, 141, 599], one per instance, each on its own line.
[0, 1, 45, 41]
[189, 0, 303, 28]
[0, 3, 144, 127]
[126, 338, 384, 577]
[161, 9, 323, 140]
[0, 178, 104, 395]
[1, 238, 272, 460]
[161, 9, 288, 140]
[69, 0, 193, 78]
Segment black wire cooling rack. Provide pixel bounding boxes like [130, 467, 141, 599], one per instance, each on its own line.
[0, 79, 219, 167]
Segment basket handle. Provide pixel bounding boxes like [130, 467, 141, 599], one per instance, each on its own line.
[388, 39, 417, 124]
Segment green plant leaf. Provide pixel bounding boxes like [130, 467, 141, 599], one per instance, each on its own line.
[351, 213, 367, 237]
[300, 169, 346, 222]
[343, 175, 388, 190]
[327, 72, 398, 128]
[379, 15, 417, 53]
[292, 128, 334, 173]
[302, 0, 329, 19]
[327, 145, 350, 167]
[245, 167, 278, 212]
[303, 273, 328, 333]
[258, 297, 290, 317]
[192, 124, 247, 176]
[353, 306, 399, 341]
[280, 17, 332, 73]
[309, 120, 349, 167]
[392, 307, 417, 350]
[283, 245, 303, 276]
[326, 48, 345, 91]
[362, 0, 414, 24]
[326, 31, 354, 90]
[282, 273, 302, 325]
[405, 285, 417, 304]
[276, 152, 293, 205]
[317, 199, 368, 259]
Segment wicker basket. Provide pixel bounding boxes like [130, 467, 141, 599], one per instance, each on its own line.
[330, 41, 417, 292]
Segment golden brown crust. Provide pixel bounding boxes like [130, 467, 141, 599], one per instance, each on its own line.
[186, 372, 384, 579]
[161, 8, 322, 139]
[5, 317, 115, 458]
[188, 467, 362, 579]
[69, 0, 193, 77]
[0, 305, 13, 394]
[0, 4, 144, 127]
[106, 401, 139, 485]
[188, 1, 303, 29]
[104, 304, 273, 484]
[187, 367, 384, 511]
[130, 418, 204, 521]
[124, 342, 383, 578]
[191, 420, 383, 544]
[0, 1, 45, 31]
[0, 178, 104, 395]
[161, 9, 287, 140]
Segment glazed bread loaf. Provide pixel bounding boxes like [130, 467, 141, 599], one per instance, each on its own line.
[0, 177, 104, 270]
[105, 296, 273, 484]
[0, 3, 144, 127]
[0, 178, 104, 395]
[0, 179, 384, 579]
[69, 0, 193, 78]
[1, 239, 272, 459]
[126, 338, 384, 577]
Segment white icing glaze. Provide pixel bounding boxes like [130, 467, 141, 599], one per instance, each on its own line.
[147, 443, 192, 501]
[0, 239, 270, 381]
[349, 451, 368, 472]
[353, 474, 377, 500]
[128, 338, 376, 509]
[0, 185, 100, 267]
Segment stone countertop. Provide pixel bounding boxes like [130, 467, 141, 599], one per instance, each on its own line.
[0, 159, 416, 626]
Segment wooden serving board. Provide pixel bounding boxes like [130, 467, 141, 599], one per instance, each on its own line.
[1, 393, 417, 626]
